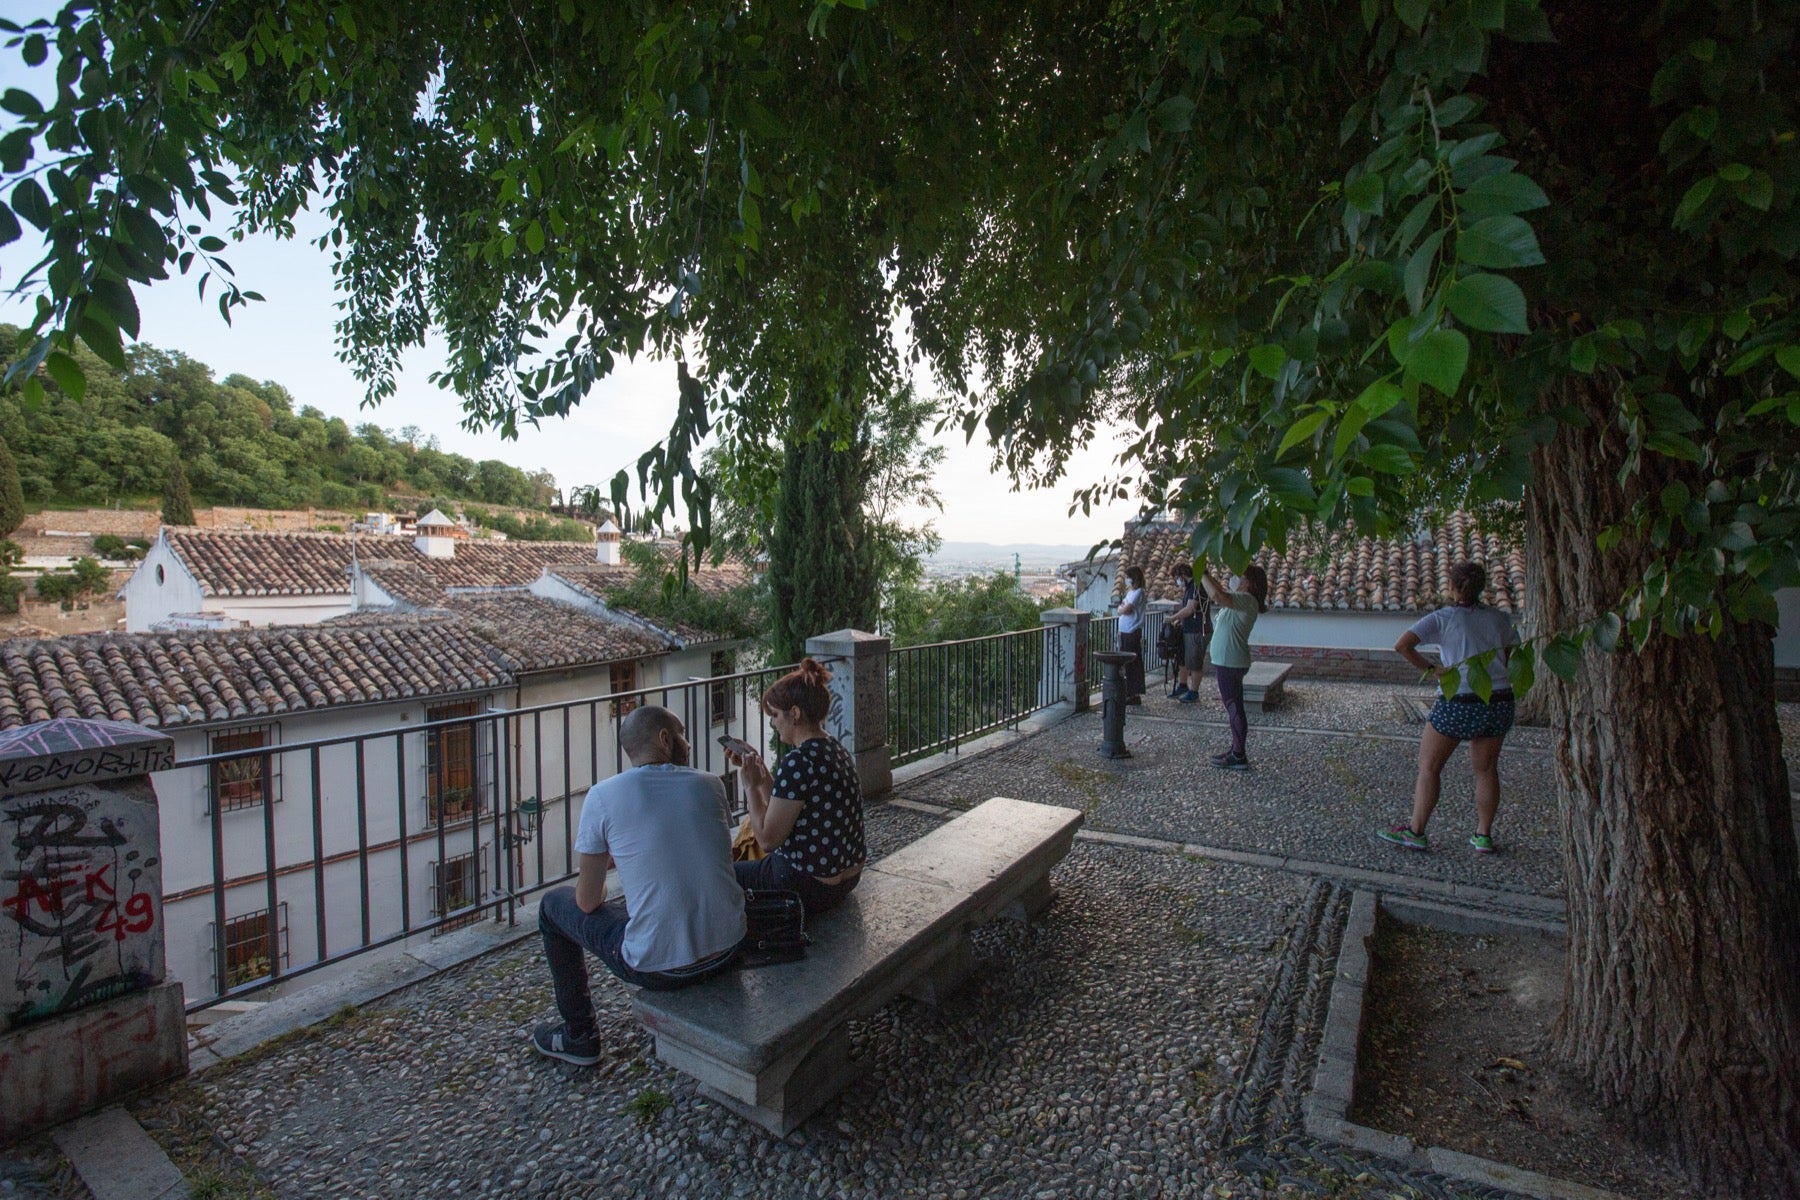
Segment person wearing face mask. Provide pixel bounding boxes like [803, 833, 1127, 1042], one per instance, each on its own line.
[724, 657, 867, 918]
[531, 705, 746, 1066]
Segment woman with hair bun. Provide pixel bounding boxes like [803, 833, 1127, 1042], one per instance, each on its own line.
[1379, 560, 1520, 854]
[1200, 561, 1268, 771]
[723, 657, 867, 915]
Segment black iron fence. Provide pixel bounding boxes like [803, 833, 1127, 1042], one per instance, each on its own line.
[886, 627, 1062, 767]
[174, 663, 794, 1011]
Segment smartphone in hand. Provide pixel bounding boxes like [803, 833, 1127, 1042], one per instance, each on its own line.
[717, 734, 756, 759]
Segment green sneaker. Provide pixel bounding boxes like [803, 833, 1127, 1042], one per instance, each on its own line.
[1377, 824, 1429, 851]
[1468, 833, 1496, 854]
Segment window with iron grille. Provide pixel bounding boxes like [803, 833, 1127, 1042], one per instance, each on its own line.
[709, 651, 735, 726]
[426, 702, 485, 825]
[609, 661, 638, 718]
[431, 851, 485, 933]
[209, 724, 280, 813]
[218, 904, 289, 987]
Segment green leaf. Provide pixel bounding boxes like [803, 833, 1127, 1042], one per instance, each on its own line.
[1361, 443, 1416, 474]
[1406, 327, 1470, 394]
[1445, 273, 1528, 334]
[1458, 171, 1549, 217]
[1506, 644, 1535, 695]
[1249, 344, 1286, 380]
[1776, 345, 1800, 381]
[1345, 172, 1384, 215]
[1591, 612, 1622, 654]
[0, 204, 18, 249]
[1542, 635, 1580, 680]
[1277, 409, 1331, 456]
[0, 89, 42, 118]
[1717, 162, 1751, 183]
[1154, 95, 1195, 133]
[1673, 175, 1717, 226]
[1736, 170, 1774, 212]
[44, 351, 85, 403]
[1455, 215, 1545, 269]
[1568, 335, 1597, 373]
[1404, 229, 1445, 312]
[1395, 0, 1431, 31]
[524, 219, 545, 253]
[1645, 431, 1706, 462]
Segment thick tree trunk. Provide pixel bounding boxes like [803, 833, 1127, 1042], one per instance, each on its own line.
[1527, 387, 1800, 1197]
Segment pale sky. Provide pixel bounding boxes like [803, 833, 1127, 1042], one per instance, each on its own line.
[0, 21, 1139, 547]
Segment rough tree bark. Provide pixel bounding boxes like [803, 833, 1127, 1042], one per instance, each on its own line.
[1526, 383, 1800, 1198]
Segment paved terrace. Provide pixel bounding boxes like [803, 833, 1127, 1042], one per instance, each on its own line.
[18, 682, 1800, 1199]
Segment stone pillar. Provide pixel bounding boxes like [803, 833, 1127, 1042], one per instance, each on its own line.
[1040, 608, 1092, 712]
[0, 718, 186, 1141]
[806, 628, 892, 801]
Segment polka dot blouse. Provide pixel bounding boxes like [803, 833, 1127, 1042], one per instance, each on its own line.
[770, 736, 866, 878]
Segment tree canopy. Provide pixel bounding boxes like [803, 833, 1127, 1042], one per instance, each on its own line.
[2, 1, 1797, 1193]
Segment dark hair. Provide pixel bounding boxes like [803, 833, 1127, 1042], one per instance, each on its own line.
[1242, 564, 1269, 612]
[762, 657, 834, 724]
[1124, 565, 1145, 589]
[1172, 561, 1193, 579]
[1448, 560, 1486, 606]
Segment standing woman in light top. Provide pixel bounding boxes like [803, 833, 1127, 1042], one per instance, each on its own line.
[724, 658, 867, 916]
[1117, 565, 1148, 704]
[1201, 562, 1269, 770]
[1379, 561, 1520, 854]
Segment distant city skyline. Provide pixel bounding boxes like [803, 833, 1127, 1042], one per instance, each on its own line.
[0, 15, 1142, 547]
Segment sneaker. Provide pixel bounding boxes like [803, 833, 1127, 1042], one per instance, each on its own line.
[532, 1022, 600, 1066]
[1468, 833, 1496, 854]
[1208, 750, 1231, 766]
[1176, 687, 1199, 703]
[1377, 824, 1429, 852]
[1210, 751, 1249, 771]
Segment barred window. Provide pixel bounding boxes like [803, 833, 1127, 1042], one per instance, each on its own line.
[210, 724, 279, 813]
[219, 904, 288, 987]
[709, 651, 735, 726]
[432, 852, 485, 933]
[426, 702, 482, 825]
[609, 661, 638, 718]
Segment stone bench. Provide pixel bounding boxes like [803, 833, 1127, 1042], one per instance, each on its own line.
[630, 796, 1084, 1135]
[1244, 661, 1291, 712]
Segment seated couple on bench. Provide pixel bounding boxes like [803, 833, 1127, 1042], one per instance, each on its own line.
[532, 659, 864, 1067]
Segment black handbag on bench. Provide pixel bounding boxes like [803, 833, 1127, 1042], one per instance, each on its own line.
[738, 888, 810, 967]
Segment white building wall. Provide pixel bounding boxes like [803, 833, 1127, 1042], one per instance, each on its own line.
[1251, 611, 1421, 653]
[122, 538, 205, 632]
[208, 594, 355, 627]
[154, 692, 508, 1003]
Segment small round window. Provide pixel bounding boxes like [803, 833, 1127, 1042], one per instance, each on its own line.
[155, 565, 165, 585]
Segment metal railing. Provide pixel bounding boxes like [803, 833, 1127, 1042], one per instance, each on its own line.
[1083, 611, 1168, 700]
[173, 662, 794, 1011]
[887, 626, 1061, 767]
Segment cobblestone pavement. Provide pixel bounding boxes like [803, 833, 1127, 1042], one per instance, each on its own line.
[910, 680, 1567, 900]
[87, 683, 1800, 1198]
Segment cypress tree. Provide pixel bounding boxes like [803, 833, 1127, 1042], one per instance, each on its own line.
[162, 457, 195, 525]
[768, 412, 877, 664]
[0, 437, 23, 538]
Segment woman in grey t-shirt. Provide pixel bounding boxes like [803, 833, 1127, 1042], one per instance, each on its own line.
[1379, 561, 1520, 854]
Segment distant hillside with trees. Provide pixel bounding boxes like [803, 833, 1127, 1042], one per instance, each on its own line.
[0, 325, 559, 516]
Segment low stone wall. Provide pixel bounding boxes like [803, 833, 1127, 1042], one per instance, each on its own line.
[196, 506, 356, 531]
[18, 509, 160, 539]
[1252, 646, 1420, 685]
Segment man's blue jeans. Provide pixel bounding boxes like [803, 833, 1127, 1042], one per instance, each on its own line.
[538, 886, 735, 1038]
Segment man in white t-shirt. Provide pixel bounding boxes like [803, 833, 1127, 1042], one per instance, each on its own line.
[532, 705, 746, 1066]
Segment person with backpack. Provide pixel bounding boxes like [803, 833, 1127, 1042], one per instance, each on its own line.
[1168, 561, 1212, 703]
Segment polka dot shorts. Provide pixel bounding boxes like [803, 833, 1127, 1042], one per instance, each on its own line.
[1428, 694, 1516, 741]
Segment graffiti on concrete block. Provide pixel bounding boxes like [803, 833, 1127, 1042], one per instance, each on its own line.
[2, 783, 163, 1030]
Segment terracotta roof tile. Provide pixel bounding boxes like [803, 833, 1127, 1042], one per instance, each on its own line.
[1118, 513, 1527, 613]
[438, 592, 671, 671]
[0, 622, 514, 732]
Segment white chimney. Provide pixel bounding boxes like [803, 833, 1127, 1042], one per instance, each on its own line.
[595, 518, 622, 565]
[415, 508, 458, 560]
